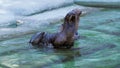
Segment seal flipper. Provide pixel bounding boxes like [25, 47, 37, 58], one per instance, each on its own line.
[29, 32, 45, 45]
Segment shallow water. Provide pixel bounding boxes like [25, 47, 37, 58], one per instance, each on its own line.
[0, 9, 120, 68]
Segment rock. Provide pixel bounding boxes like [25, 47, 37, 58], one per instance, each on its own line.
[0, 9, 16, 28]
[75, 0, 120, 8]
[0, 5, 102, 41]
[22, 5, 101, 27]
[0, 0, 74, 16]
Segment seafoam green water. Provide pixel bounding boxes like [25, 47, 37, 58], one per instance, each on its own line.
[0, 9, 120, 68]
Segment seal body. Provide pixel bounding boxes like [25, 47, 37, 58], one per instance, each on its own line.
[29, 9, 82, 49]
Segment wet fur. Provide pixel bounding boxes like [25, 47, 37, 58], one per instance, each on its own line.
[29, 9, 82, 49]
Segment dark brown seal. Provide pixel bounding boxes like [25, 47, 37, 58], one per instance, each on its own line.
[29, 9, 82, 49]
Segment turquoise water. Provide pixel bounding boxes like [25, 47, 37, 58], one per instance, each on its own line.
[0, 9, 120, 68]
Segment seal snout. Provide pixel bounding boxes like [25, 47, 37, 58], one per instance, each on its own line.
[72, 8, 82, 16]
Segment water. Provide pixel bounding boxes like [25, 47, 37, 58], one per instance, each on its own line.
[0, 9, 120, 68]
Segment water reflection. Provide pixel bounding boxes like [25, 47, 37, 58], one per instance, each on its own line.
[55, 48, 81, 68]
[34, 47, 81, 68]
